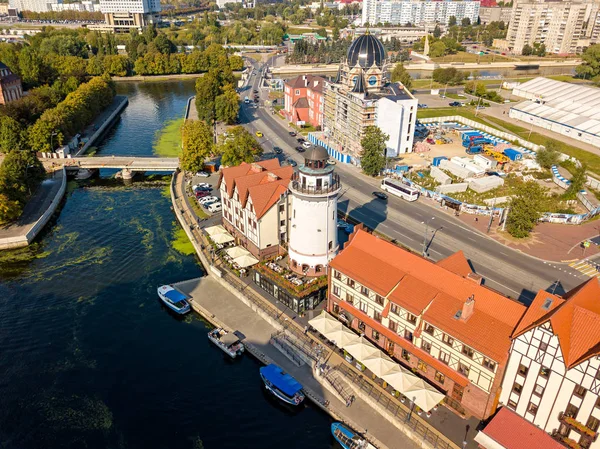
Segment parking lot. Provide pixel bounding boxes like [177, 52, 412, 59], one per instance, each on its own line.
[187, 171, 221, 216]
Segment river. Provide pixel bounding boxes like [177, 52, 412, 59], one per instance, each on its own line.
[0, 80, 333, 449]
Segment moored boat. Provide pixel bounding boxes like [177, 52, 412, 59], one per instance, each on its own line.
[259, 364, 305, 406]
[331, 423, 376, 449]
[208, 328, 244, 358]
[157, 285, 191, 315]
[75, 168, 95, 180]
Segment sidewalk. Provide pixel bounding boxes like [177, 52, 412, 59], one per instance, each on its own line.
[173, 170, 479, 449]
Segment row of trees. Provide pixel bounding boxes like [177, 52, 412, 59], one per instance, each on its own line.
[432, 67, 466, 85]
[576, 44, 600, 85]
[29, 76, 115, 152]
[464, 80, 503, 103]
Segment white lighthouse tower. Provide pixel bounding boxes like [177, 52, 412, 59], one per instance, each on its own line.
[288, 146, 341, 277]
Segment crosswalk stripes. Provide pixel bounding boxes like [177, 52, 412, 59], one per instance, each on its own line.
[569, 260, 600, 278]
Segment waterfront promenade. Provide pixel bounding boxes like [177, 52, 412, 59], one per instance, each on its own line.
[171, 170, 475, 449]
[0, 168, 66, 250]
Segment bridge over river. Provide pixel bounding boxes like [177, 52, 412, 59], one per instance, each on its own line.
[40, 156, 180, 176]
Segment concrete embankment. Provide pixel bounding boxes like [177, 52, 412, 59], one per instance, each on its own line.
[76, 95, 129, 156]
[0, 168, 67, 250]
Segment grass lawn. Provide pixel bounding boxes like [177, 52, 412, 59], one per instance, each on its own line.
[154, 118, 183, 157]
[412, 79, 445, 89]
[417, 107, 600, 176]
[432, 52, 517, 63]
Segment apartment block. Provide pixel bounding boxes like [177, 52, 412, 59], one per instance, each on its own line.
[504, 0, 600, 54]
[478, 6, 512, 24]
[284, 75, 326, 129]
[327, 229, 526, 419]
[361, 0, 480, 27]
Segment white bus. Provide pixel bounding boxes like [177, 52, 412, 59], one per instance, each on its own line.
[381, 178, 420, 202]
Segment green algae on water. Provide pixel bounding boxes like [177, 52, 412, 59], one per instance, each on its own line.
[171, 226, 195, 256]
[153, 117, 184, 157]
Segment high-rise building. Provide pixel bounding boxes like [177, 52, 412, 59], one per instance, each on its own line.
[88, 0, 160, 33]
[478, 6, 512, 24]
[9, 0, 60, 13]
[318, 32, 417, 164]
[361, 0, 480, 27]
[502, 0, 600, 54]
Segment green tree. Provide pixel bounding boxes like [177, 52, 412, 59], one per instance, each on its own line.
[0, 116, 23, 153]
[535, 141, 561, 168]
[0, 149, 45, 205]
[181, 120, 214, 173]
[429, 41, 447, 58]
[461, 17, 471, 26]
[564, 163, 587, 200]
[215, 86, 240, 124]
[219, 126, 263, 166]
[506, 181, 545, 238]
[576, 44, 600, 83]
[360, 126, 388, 177]
[448, 16, 457, 26]
[433, 25, 442, 38]
[195, 71, 221, 124]
[0, 192, 22, 224]
[521, 44, 533, 56]
[153, 34, 176, 54]
[390, 62, 412, 89]
[18, 47, 43, 87]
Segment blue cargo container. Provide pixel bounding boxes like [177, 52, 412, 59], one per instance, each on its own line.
[432, 156, 447, 167]
[503, 149, 522, 161]
[395, 165, 410, 173]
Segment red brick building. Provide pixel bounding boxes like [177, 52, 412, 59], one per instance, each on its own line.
[327, 229, 527, 419]
[283, 75, 326, 129]
[0, 62, 23, 105]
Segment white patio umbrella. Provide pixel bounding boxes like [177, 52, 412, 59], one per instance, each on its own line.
[205, 225, 227, 236]
[321, 326, 360, 347]
[308, 311, 343, 335]
[382, 368, 422, 394]
[362, 353, 402, 377]
[342, 337, 380, 363]
[233, 253, 259, 268]
[404, 379, 445, 413]
[211, 232, 234, 244]
[225, 246, 249, 259]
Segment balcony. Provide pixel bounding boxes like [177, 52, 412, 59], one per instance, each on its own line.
[555, 412, 599, 447]
[290, 173, 341, 196]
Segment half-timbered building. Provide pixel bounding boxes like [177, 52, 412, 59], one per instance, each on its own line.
[499, 279, 600, 449]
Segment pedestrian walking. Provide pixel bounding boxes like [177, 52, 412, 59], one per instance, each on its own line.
[304, 325, 308, 335]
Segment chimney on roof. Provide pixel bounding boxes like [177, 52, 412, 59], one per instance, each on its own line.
[250, 163, 263, 173]
[267, 172, 279, 182]
[467, 272, 482, 285]
[461, 295, 475, 322]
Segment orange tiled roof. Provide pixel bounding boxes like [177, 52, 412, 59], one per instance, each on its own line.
[436, 251, 473, 277]
[513, 278, 600, 369]
[330, 230, 526, 362]
[336, 299, 469, 387]
[218, 160, 293, 219]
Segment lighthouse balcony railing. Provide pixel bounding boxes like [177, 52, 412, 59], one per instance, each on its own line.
[291, 173, 341, 195]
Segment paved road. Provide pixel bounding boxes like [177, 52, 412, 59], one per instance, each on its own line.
[238, 58, 587, 304]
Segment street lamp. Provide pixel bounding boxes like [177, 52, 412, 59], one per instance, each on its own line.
[406, 395, 417, 422]
[421, 217, 434, 257]
[50, 131, 58, 152]
[24, 164, 35, 196]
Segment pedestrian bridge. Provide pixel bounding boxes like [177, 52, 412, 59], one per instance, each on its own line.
[43, 156, 180, 171]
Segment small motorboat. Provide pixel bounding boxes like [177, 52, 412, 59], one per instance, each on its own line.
[259, 364, 305, 406]
[157, 285, 191, 315]
[331, 423, 376, 449]
[208, 328, 244, 358]
[75, 168, 94, 180]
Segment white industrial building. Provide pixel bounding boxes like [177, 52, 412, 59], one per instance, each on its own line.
[376, 95, 418, 157]
[510, 77, 600, 148]
[362, 0, 480, 26]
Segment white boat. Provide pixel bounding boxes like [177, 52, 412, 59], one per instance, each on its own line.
[157, 285, 191, 315]
[75, 168, 94, 180]
[208, 328, 245, 358]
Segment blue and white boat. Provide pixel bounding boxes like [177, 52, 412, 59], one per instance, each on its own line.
[259, 364, 305, 406]
[157, 285, 191, 315]
[331, 423, 376, 449]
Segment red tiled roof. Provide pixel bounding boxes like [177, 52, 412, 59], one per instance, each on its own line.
[330, 230, 526, 362]
[285, 74, 327, 93]
[477, 407, 563, 449]
[436, 251, 473, 277]
[218, 160, 293, 219]
[336, 299, 469, 387]
[513, 278, 600, 369]
[292, 97, 309, 109]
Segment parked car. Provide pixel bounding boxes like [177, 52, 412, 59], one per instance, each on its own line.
[295, 146, 305, 152]
[193, 183, 211, 191]
[253, 89, 258, 93]
[255, 131, 263, 137]
[372, 191, 388, 200]
[195, 190, 210, 198]
[417, 103, 428, 109]
[199, 196, 219, 205]
[207, 202, 222, 213]
[302, 141, 312, 149]
[327, 158, 336, 165]
[289, 131, 297, 137]
[195, 171, 210, 178]
[449, 101, 462, 107]
[297, 137, 305, 143]
[287, 159, 297, 167]
[273, 146, 283, 154]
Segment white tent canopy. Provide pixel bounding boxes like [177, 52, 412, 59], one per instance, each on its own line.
[382, 367, 422, 395]
[226, 246, 250, 259]
[321, 327, 360, 347]
[211, 232, 234, 244]
[309, 311, 343, 335]
[404, 379, 445, 413]
[205, 225, 228, 236]
[233, 253, 259, 268]
[342, 337, 380, 363]
[362, 354, 402, 377]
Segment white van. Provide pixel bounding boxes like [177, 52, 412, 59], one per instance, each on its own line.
[207, 203, 222, 213]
